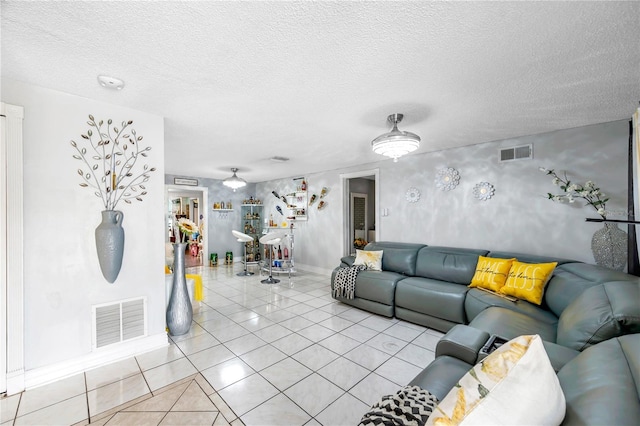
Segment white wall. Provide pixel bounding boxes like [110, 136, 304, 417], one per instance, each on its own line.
[2, 79, 167, 379]
[258, 120, 629, 273]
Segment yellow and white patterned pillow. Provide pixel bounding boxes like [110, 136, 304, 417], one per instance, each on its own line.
[426, 334, 565, 425]
[468, 256, 515, 292]
[353, 249, 383, 271]
[500, 261, 557, 305]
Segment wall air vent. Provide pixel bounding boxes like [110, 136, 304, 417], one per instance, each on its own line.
[93, 297, 146, 349]
[499, 144, 532, 162]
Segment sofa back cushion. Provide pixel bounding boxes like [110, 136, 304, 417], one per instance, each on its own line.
[365, 242, 426, 276]
[416, 246, 489, 284]
[557, 281, 640, 351]
[545, 262, 638, 317]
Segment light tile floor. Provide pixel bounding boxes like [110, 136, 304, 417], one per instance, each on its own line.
[1, 264, 443, 425]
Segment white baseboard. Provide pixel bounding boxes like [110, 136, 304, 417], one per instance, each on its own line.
[23, 332, 168, 391]
[293, 263, 334, 276]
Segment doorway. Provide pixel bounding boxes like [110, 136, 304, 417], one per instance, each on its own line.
[341, 169, 379, 256]
[351, 192, 368, 244]
[165, 185, 208, 268]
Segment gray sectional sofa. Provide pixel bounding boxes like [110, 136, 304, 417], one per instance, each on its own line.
[332, 241, 640, 424]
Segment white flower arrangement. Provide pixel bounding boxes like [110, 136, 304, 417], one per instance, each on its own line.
[540, 167, 608, 218]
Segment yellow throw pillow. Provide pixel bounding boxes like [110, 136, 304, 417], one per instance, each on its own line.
[499, 260, 557, 305]
[469, 256, 515, 292]
[426, 335, 565, 425]
[353, 249, 383, 271]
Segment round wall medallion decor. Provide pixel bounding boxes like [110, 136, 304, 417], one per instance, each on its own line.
[435, 167, 460, 191]
[405, 187, 421, 203]
[473, 182, 495, 201]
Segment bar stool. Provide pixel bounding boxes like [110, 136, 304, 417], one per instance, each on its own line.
[232, 230, 255, 276]
[259, 231, 285, 284]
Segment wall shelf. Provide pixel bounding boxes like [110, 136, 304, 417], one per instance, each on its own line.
[212, 208, 233, 219]
[586, 218, 640, 225]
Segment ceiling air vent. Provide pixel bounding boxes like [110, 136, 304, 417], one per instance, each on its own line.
[499, 144, 532, 162]
[93, 297, 147, 349]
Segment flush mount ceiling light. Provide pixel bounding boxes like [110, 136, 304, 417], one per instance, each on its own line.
[371, 113, 421, 162]
[97, 75, 125, 90]
[223, 168, 247, 191]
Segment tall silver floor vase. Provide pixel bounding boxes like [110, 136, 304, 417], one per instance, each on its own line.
[166, 243, 193, 336]
[95, 210, 125, 283]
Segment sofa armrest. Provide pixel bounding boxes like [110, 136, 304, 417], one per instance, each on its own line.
[436, 324, 490, 365]
[340, 255, 355, 267]
[409, 356, 472, 401]
[542, 340, 579, 372]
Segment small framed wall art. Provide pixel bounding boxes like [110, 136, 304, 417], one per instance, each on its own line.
[174, 177, 198, 186]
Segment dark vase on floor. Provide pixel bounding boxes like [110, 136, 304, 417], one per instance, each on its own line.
[95, 210, 125, 283]
[166, 242, 193, 336]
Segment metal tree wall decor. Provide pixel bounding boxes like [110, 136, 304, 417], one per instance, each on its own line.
[70, 114, 155, 282]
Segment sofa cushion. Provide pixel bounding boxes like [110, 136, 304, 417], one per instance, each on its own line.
[556, 281, 640, 351]
[395, 277, 468, 324]
[365, 241, 425, 276]
[464, 288, 559, 324]
[544, 262, 638, 317]
[469, 256, 515, 292]
[415, 246, 488, 284]
[468, 306, 558, 342]
[558, 334, 640, 425]
[487, 251, 573, 265]
[426, 335, 565, 426]
[348, 270, 405, 304]
[499, 260, 557, 305]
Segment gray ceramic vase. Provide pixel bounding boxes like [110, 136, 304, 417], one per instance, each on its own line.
[591, 222, 627, 271]
[95, 210, 125, 283]
[166, 243, 193, 336]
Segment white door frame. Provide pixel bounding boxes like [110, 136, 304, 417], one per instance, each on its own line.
[340, 169, 379, 256]
[165, 185, 208, 264]
[1, 103, 25, 395]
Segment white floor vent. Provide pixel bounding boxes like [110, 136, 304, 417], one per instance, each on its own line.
[499, 144, 533, 162]
[93, 297, 147, 349]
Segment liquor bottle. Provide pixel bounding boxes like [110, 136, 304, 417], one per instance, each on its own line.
[301, 179, 307, 191]
[284, 246, 289, 259]
[278, 245, 282, 259]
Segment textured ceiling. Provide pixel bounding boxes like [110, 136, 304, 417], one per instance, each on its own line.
[2, 1, 639, 183]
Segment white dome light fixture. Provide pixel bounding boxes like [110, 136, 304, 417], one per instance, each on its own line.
[371, 113, 420, 162]
[223, 168, 247, 191]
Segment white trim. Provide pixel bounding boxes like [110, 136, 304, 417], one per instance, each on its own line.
[292, 263, 334, 276]
[340, 169, 380, 256]
[1, 102, 24, 395]
[24, 332, 168, 391]
[165, 185, 208, 264]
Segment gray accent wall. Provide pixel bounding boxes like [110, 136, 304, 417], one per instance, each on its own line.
[256, 120, 629, 273]
[169, 120, 629, 274]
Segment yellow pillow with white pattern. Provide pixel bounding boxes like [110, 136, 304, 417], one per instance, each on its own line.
[353, 250, 383, 271]
[469, 256, 515, 292]
[426, 335, 565, 425]
[499, 260, 557, 305]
